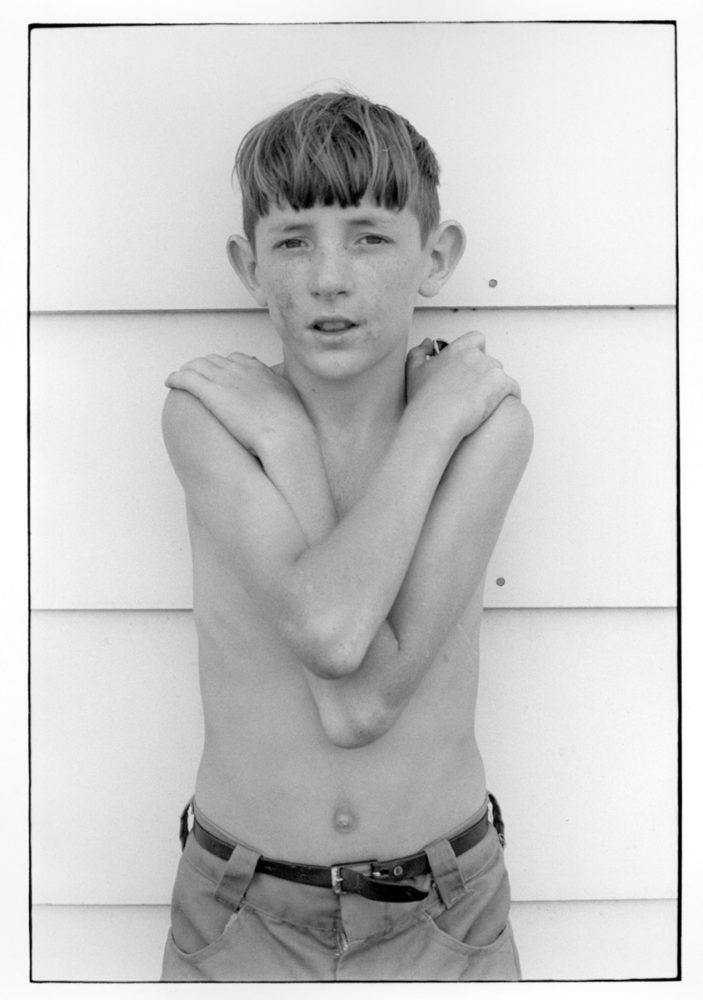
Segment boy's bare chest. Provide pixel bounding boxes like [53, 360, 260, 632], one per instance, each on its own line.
[320, 440, 385, 516]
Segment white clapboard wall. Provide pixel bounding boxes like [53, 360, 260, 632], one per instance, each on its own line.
[30, 22, 675, 312]
[29, 22, 678, 982]
[31, 307, 677, 611]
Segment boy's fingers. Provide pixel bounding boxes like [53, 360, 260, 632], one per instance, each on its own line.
[227, 351, 259, 364]
[165, 369, 212, 397]
[407, 339, 433, 366]
[409, 338, 432, 352]
[458, 330, 486, 352]
[165, 369, 193, 390]
[179, 357, 221, 379]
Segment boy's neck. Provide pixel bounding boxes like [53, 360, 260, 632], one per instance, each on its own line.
[282, 343, 408, 449]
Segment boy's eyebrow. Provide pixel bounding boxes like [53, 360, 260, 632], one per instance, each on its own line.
[346, 214, 396, 227]
[269, 213, 396, 235]
[271, 215, 393, 235]
[269, 221, 315, 234]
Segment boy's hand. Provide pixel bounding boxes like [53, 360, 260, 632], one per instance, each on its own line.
[405, 332, 521, 438]
[165, 354, 311, 456]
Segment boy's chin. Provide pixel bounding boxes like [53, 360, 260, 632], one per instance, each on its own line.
[281, 329, 409, 381]
[289, 347, 386, 382]
[305, 354, 369, 380]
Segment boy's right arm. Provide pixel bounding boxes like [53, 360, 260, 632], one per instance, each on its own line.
[163, 368, 465, 676]
[162, 333, 528, 745]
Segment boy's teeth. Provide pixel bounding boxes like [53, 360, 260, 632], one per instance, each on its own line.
[317, 321, 352, 332]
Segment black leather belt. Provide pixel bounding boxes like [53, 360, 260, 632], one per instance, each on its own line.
[191, 807, 491, 904]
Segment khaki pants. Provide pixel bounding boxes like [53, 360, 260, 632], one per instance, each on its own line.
[161, 798, 521, 982]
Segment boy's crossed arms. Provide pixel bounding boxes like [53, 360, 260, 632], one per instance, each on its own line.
[163, 331, 532, 749]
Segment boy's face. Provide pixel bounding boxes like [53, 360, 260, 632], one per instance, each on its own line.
[236, 194, 442, 382]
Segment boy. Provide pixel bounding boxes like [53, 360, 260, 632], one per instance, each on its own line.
[160, 92, 532, 982]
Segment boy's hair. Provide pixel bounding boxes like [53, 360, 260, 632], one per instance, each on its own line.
[234, 91, 440, 248]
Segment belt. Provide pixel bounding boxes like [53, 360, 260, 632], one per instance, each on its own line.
[191, 807, 491, 904]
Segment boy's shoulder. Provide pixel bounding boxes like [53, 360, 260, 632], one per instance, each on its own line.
[438, 395, 533, 509]
[436, 393, 532, 468]
[470, 394, 533, 469]
[482, 394, 533, 445]
[162, 386, 214, 458]
[161, 387, 256, 496]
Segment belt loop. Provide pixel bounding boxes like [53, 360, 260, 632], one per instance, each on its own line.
[425, 838, 465, 909]
[179, 797, 194, 851]
[214, 843, 261, 912]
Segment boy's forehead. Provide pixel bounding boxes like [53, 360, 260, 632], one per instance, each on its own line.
[257, 194, 418, 234]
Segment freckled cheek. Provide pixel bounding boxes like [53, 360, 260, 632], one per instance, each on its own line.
[270, 290, 296, 316]
[262, 279, 298, 331]
[369, 262, 422, 305]
[366, 278, 418, 330]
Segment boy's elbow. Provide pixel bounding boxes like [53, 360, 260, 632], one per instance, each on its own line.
[318, 694, 398, 749]
[291, 610, 369, 680]
[300, 633, 364, 680]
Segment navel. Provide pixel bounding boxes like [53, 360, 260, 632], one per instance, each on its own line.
[333, 804, 357, 834]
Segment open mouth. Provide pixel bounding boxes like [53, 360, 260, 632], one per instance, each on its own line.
[311, 318, 358, 333]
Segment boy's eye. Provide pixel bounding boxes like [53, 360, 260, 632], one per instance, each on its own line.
[358, 234, 389, 246]
[276, 238, 307, 250]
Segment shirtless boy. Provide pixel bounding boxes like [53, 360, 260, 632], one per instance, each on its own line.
[160, 92, 532, 982]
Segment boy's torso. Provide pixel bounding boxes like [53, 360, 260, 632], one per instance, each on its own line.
[188, 412, 488, 866]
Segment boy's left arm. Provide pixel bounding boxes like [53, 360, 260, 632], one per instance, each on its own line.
[307, 391, 532, 746]
[167, 345, 532, 747]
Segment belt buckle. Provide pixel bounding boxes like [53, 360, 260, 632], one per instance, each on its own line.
[371, 863, 405, 881]
[330, 865, 344, 895]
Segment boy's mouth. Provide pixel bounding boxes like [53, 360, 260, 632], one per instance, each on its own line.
[310, 317, 358, 333]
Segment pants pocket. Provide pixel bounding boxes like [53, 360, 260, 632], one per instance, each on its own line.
[167, 847, 245, 962]
[427, 831, 513, 953]
[421, 914, 521, 981]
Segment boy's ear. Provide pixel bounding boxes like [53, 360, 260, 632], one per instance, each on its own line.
[418, 221, 466, 298]
[226, 235, 268, 307]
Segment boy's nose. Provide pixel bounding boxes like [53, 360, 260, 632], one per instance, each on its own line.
[308, 247, 354, 298]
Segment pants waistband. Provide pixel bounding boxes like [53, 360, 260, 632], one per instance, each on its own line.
[180, 794, 504, 906]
